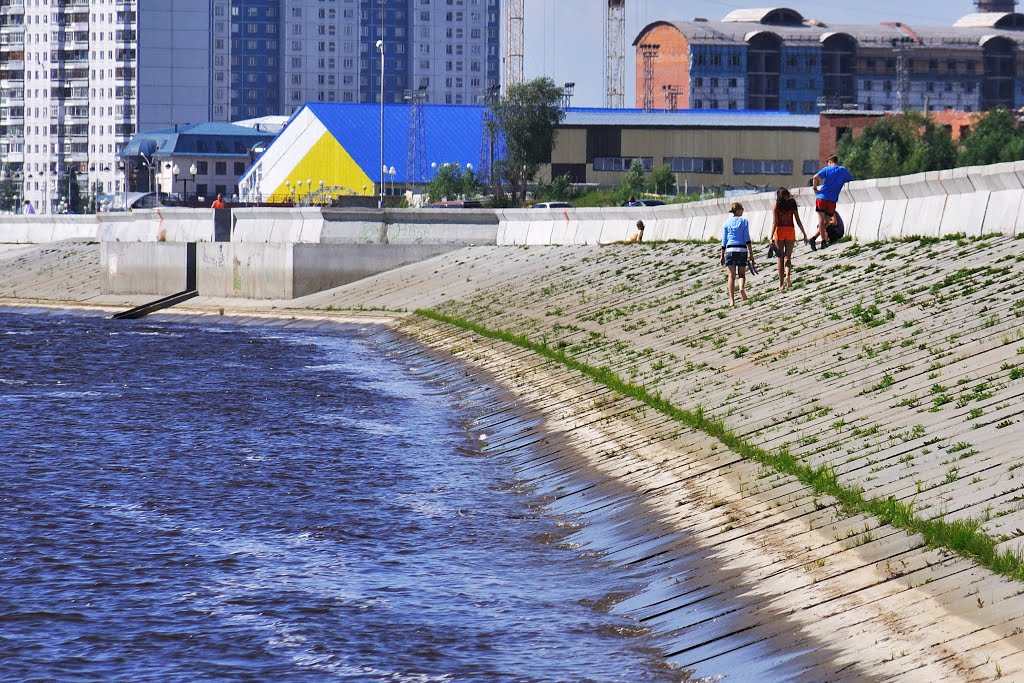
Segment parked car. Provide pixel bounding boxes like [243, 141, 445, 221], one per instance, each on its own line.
[425, 200, 484, 208]
[531, 201, 573, 208]
[621, 199, 666, 207]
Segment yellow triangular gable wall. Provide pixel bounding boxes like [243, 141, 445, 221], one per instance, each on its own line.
[270, 130, 374, 198]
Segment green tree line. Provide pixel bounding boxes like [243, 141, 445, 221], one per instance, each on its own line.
[837, 108, 1024, 180]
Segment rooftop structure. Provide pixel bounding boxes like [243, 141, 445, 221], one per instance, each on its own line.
[240, 103, 821, 202]
[633, 7, 1024, 115]
[120, 122, 276, 202]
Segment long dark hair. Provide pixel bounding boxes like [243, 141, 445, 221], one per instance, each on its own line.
[775, 187, 796, 211]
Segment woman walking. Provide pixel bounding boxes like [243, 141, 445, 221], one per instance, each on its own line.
[719, 202, 755, 307]
[770, 187, 807, 290]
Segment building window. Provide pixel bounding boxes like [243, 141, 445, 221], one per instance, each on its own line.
[802, 159, 820, 175]
[593, 156, 654, 172]
[733, 158, 794, 175]
[664, 156, 723, 174]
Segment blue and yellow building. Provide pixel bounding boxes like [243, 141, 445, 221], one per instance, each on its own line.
[238, 102, 487, 203]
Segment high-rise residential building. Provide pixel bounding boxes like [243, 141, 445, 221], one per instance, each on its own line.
[0, 0, 499, 213]
[210, 0, 500, 116]
[0, 0, 211, 213]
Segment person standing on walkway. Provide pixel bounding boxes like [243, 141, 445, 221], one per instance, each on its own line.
[811, 155, 853, 250]
[719, 202, 755, 307]
[22, 200, 35, 215]
[211, 193, 226, 209]
[770, 187, 807, 290]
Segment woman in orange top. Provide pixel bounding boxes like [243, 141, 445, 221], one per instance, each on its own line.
[770, 187, 807, 290]
[211, 193, 226, 209]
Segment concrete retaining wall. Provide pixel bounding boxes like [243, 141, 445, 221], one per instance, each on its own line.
[496, 160, 1024, 246]
[101, 242, 190, 295]
[0, 215, 97, 243]
[231, 207, 499, 245]
[196, 242, 463, 299]
[96, 208, 215, 243]
[7, 160, 1024, 249]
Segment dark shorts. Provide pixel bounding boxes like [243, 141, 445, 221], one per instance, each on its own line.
[815, 198, 836, 216]
[724, 250, 748, 267]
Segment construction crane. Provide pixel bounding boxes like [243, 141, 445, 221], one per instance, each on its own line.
[503, 0, 627, 108]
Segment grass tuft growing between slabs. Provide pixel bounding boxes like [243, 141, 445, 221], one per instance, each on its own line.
[416, 307, 1024, 584]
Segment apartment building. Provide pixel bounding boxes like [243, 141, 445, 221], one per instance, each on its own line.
[0, 0, 498, 213]
[632, 6, 1024, 115]
[0, 0, 210, 213]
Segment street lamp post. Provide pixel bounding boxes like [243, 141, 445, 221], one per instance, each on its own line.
[189, 163, 197, 203]
[118, 160, 127, 211]
[172, 163, 180, 203]
[376, 38, 384, 209]
[388, 166, 396, 196]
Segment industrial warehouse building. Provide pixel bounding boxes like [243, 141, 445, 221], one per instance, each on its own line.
[239, 102, 820, 201]
[632, 6, 1024, 113]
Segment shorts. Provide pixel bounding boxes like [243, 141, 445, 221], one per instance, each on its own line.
[815, 198, 836, 216]
[724, 250, 748, 267]
[774, 226, 796, 242]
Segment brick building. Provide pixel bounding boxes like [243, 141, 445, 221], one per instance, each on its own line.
[818, 110, 981, 164]
[633, 7, 1024, 114]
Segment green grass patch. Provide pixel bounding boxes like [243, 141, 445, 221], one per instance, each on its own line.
[416, 307, 1024, 584]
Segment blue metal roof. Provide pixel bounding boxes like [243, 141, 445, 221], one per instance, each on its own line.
[305, 102, 489, 184]
[121, 122, 276, 158]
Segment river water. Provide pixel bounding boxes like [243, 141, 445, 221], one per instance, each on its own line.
[0, 310, 690, 682]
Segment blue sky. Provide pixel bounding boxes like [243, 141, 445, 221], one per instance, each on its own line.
[523, 0, 982, 107]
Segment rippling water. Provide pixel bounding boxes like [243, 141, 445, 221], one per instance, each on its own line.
[0, 310, 684, 682]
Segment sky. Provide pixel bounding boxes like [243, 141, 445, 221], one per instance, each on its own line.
[522, 0, 984, 107]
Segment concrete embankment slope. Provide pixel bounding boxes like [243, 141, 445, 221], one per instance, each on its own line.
[287, 235, 1024, 680]
[5, 235, 1024, 679]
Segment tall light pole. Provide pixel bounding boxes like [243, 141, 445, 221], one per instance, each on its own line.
[172, 163, 180, 203]
[376, 38, 384, 209]
[189, 163, 197, 203]
[119, 160, 126, 211]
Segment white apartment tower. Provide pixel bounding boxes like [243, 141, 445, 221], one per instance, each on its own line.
[0, 0, 210, 213]
[0, 1, 499, 213]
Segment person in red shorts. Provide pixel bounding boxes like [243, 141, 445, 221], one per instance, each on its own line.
[769, 187, 807, 290]
[811, 155, 853, 250]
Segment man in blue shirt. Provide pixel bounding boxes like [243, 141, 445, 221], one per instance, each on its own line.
[811, 155, 853, 250]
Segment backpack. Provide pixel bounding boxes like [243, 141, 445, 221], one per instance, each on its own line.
[826, 212, 845, 243]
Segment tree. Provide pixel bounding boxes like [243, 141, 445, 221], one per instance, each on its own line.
[0, 175, 19, 213]
[957, 108, 1024, 167]
[531, 173, 576, 202]
[427, 163, 480, 203]
[837, 112, 955, 180]
[487, 77, 565, 206]
[68, 169, 84, 214]
[619, 158, 647, 198]
[647, 164, 675, 195]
